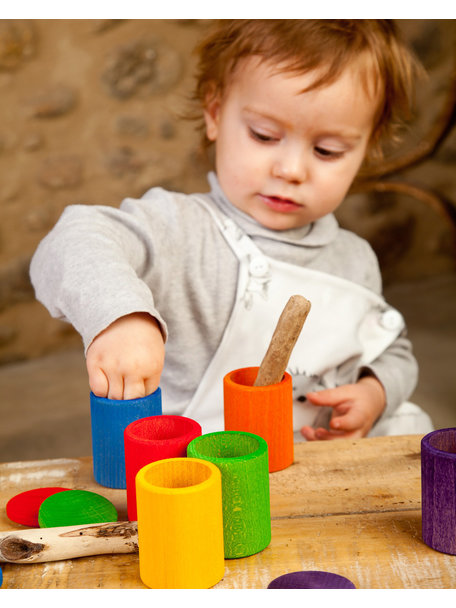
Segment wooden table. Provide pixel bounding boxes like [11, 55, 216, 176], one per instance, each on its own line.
[1, 434, 455, 589]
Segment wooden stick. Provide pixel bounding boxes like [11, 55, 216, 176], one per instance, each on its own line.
[254, 295, 311, 387]
[0, 521, 138, 563]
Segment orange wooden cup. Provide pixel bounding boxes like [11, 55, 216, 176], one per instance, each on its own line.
[223, 366, 294, 472]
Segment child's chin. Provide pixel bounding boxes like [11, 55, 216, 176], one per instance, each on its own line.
[255, 213, 306, 232]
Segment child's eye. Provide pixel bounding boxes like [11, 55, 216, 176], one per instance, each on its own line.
[248, 128, 278, 143]
[314, 146, 344, 160]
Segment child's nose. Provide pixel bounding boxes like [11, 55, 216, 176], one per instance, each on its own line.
[271, 147, 308, 184]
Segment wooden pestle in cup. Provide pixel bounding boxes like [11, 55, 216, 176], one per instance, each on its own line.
[254, 295, 311, 386]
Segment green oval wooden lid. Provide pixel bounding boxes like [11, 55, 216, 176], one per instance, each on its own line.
[38, 489, 118, 528]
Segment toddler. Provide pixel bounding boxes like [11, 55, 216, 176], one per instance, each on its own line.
[31, 20, 434, 440]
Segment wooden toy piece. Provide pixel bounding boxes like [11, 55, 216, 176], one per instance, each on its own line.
[421, 428, 456, 554]
[124, 415, 202, 521]
[38, 489, 118, 528]
[136, 457, 224, 589]
[6, 487, 70, 527]
[224, 366, 294, 472]
[223, 295, 309, 473]
[267, 571, 356, 589]
[254, 294, 311, 386]
[187, 431, 271, 558]
[0, 521, 137, 563]
[90, 388, 162, 489]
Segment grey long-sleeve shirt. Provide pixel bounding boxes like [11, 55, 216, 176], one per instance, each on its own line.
[30, 172, 418, 420]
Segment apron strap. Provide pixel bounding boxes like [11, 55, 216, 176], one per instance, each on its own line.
[192, 196, 274, 309]
[192, 195, 266, 262]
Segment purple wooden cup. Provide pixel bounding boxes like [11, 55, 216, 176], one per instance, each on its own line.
[421, 428, 456, 554]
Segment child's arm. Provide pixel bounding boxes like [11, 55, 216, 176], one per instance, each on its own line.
[300, 375, 386, 441]
[86, 312, 165, 400]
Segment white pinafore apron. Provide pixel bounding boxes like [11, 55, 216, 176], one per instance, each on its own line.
[183, 197, 433, 438]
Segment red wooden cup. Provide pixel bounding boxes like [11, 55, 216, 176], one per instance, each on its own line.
[124, 415, 202, 521]
[224, 366, 294, 472]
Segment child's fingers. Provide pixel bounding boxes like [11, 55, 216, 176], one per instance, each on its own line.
[88, 366, 109, 398]
[122, 371, 160, 400]
[144, 376, 160, 397]
[306, 386, 353, 406]
[315, 427, 364, 441]
[90, 371, 158, 401]
[300, 426, 318, 441]
[330, 408, 364, 432]
[123, 377, 147, 401]
[314, 427, 347, 440]
[106, 374, 125, 400]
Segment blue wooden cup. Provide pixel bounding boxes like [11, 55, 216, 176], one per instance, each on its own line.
[90, 389, 162, 488]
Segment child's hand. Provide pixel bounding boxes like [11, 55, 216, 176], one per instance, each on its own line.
[86, 312, 165, 400]
[300, 376, 386, 441]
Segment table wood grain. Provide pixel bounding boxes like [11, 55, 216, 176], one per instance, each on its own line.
[1, 434, 455, 589]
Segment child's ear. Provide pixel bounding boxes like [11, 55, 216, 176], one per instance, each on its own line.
[203, 85, 221, 142]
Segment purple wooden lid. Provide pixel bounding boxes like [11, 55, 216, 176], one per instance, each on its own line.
[268, 570, 356, 589]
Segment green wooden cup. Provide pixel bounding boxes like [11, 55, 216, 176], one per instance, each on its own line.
[187, 430, 271, 558]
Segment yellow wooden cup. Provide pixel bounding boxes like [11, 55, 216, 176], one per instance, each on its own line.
[136, 457, 225, 589]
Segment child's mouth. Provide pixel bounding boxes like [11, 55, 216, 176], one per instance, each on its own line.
[260, 194, 301, 212]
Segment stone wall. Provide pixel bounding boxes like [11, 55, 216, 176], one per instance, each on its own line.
[0, 19, 454, 364]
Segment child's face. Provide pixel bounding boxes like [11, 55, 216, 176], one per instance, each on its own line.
[204, 57, 379, 231]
